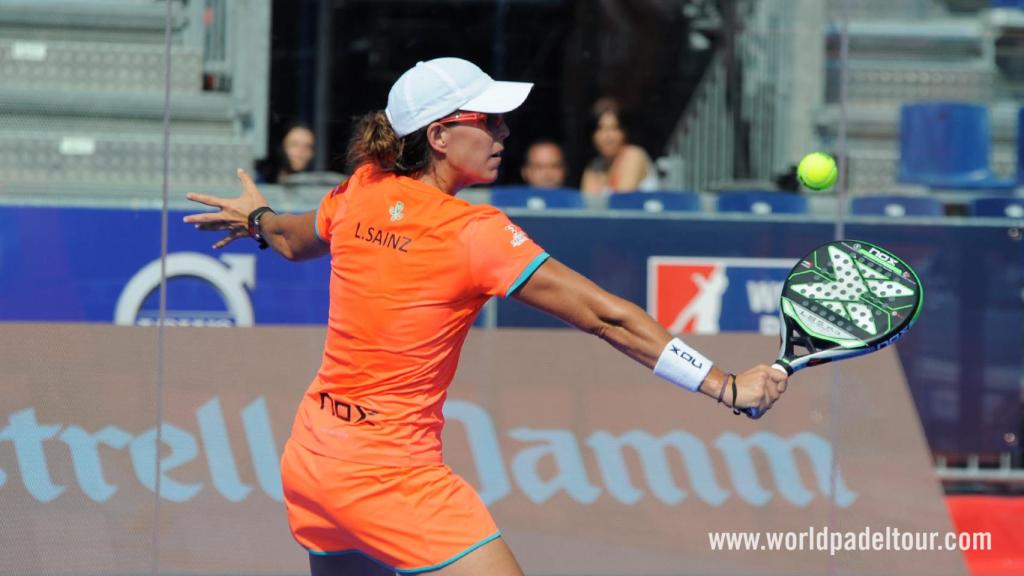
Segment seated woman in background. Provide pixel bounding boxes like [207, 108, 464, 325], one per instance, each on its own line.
[256, 121, 316, 184]
[581, 98, 659, 195]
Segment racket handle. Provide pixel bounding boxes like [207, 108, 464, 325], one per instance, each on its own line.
[741, 363, 792, 420]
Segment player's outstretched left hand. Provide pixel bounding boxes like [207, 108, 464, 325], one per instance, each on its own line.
[184, 169, 269, 249]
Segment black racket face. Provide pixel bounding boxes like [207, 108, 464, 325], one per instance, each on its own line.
[780, 240, 923, 351]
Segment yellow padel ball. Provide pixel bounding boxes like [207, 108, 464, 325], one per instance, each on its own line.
[797, 152, 838, 191]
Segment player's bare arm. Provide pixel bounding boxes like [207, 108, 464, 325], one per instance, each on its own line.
[513, 257, 787, 413]
[580, 168, 605, 195]
[253, 211, 327, 261]
[184, 168, 329, 260]
[612, 146, 650, 192]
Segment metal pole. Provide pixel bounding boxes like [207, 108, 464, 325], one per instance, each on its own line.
[827, 5, 850, 576]
[153, 1, 173, 574]
[724, 0, 748, 180]
[835, 7, 849, 241]
[314, 0, 333, 172]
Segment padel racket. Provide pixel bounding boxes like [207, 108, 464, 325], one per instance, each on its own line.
[744, 240, 923, 419]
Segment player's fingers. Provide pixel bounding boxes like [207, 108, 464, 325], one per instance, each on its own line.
[212, 230, 246, 250]
[769, 367, 789, 395]
[183, 212, 228, 224]
[194, 222, 232, 232]
[766, 365, 789, 384]
[211, 235, 232, 250]
[237, 168, 260, 193]
[186, 192, 225, 208]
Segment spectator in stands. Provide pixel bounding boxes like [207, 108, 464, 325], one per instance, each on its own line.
[520, 139, 567, 188]
[256, 121, 316, 184]
[581, 97, 659, 195]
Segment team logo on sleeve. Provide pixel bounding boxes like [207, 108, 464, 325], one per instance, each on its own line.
[504, 224, 528, 247]
[389, 201, 405, 222]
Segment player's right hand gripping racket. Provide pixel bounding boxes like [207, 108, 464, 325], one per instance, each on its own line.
[743, 240, 923, 419]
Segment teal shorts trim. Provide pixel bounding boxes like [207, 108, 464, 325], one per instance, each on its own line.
[307, 530, 502, 574]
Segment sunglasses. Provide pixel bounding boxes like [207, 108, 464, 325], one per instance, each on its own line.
[436, 111, 506, 133]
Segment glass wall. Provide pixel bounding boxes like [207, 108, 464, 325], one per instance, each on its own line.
[1, 1, 1021, 575]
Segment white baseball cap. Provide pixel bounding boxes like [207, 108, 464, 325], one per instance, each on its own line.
[385, 57, 533, 138]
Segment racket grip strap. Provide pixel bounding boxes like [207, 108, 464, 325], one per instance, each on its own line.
[654, 338, 712, 393]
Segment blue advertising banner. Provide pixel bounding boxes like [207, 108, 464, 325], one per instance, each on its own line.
[0, 206, 1021, 454]
[646, 256, 792, 335]
[498, 213, 1023, 456]
[0, 206, 330, 326]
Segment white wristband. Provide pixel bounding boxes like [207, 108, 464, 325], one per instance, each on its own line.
[654, 337, 713, 392]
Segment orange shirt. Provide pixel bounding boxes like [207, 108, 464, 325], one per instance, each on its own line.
[290, 164, 548, 467]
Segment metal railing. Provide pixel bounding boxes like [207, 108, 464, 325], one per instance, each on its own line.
[936, 453, 1024, 485]
[184, 0, 269, 157]
[662, 51, 734, 192]
[662, 0, 796, 192]
[741, 0, 790, 184]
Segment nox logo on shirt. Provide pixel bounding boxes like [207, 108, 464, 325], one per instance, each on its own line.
[353, 222, 412, 253]
[319, 392, 377, 426]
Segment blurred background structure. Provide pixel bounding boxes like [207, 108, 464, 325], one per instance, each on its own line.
[0, 1, 1022, 575]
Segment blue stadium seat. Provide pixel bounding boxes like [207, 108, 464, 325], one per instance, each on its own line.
[850, 195, 945, 217]
[969, 197, 1024, 218]
[607, 191, 700, 213]
[489, 186, 584, 209]
[898, 102, 1015, 190]
[715, 191, 808, 215]
[991, 0, 1024, 8]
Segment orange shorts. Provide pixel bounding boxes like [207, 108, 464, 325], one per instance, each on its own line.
[280, 439, 501, 573]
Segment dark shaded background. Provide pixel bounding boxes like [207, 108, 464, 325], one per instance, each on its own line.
[267, 0, 716, 186]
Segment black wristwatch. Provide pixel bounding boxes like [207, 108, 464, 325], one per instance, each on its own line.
[247, 206, 277, 250]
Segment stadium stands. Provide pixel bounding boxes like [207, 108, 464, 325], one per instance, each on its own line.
[0, 39, 202, 93]
[968, 196, 1024, 217]
[898, 101, 1016, 190]
[0, 0, 266, 192]
[606, 191, 700, 213]
[489, 187, 584, 210]
[821, 7, 1020, 194]
[716, 191, 809, 215]
[850, 194, 946, 217]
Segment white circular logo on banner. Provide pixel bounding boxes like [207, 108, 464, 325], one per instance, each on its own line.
[114, 253, 256, 326]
